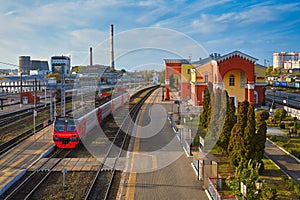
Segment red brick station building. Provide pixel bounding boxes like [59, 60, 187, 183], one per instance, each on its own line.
[164, 50, 267, 107]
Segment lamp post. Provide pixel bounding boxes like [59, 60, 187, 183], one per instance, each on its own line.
[270, 87, 276, 115]
[255, 179, 263, 197]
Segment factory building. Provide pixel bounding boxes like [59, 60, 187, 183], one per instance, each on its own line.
[51, 55, 71, 75]
[18, 56, 49, 75]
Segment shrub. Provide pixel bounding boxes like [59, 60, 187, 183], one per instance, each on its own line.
[279, 123, 285, 129]
[285, 116, 295, 121]
[281, 175, 288, 182]
[261, 187, 277, 200]
[294, 184, 300, 196]
[286, 179, 295, 190]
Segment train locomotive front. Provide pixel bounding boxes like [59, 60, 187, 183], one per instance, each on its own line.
[53, 118, 86, 148]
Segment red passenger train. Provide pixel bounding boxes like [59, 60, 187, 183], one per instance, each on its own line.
[53, 92, 130, 148]
[53, 118, 86, 148]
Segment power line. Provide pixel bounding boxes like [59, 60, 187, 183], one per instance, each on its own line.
[0, 61, 18, 67]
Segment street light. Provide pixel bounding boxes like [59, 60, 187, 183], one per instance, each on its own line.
[255, 179, 263, 196]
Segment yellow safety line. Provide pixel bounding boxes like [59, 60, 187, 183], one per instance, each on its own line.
[125, 90, 158, 200]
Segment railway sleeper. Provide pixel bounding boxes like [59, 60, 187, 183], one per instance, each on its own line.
[101, 168, 113, 172]
[36, 169, 51, 172]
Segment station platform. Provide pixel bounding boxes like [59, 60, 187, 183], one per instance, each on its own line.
[0, 126, 54, 196]
[121, 89, 209, 200]
[0, 92, 46, 116]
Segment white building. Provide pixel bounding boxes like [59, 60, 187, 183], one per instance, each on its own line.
[273, 52, 300, 69]
[284, 60, 300, 70]
[152, 73, 159, 84]
[51, 55, 71, 75]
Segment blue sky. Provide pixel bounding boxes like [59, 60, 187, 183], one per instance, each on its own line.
[0, 0, 300, 71]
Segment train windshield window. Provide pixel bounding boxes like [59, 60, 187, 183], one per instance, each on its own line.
[54, 119, 65, 132]
[66, 119, 76, 132]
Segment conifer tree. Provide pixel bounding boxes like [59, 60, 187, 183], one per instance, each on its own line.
[241, 103, 256, 169]
[200, 82, 212, 128]
[253, 110, 269, 170]
[204, 88, 227, 151]
[228, 101, 249, 168]
[217, 93, 236, 153]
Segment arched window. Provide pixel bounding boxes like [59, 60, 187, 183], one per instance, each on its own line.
[229, 75, 235, 86]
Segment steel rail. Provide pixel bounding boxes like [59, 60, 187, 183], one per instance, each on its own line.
[84, 87, 158, 200]
[103, 88, 157, 200]
[3, 148, 71, 200]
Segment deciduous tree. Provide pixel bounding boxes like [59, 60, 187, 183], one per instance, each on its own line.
[273, 108, 286, 124]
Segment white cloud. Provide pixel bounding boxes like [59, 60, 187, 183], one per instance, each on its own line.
[0, 0, 300, 69]
[191, 14, 227, 34]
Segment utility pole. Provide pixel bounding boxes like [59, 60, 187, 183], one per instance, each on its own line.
[33, 77, 37, 145]
[20, 73, 23, 108]
[48, 78, 57, 122]
[61, 65, 66, 117]
[44, 81, 47, 107]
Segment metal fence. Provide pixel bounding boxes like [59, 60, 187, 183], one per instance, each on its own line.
[208, 178, 222, 200]
[183, 138, 193, 156]
[177, 128, 182, 142]
[284, 105, 300, 119]
[207, 178, 238, 200]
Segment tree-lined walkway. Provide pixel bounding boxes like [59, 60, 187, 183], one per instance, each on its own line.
[265, 128, 300, 185]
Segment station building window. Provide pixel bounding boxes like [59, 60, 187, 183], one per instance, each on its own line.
[229, 74, 235, 86]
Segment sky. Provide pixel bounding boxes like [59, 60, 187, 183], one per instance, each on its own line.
[0, 0, 300, 71]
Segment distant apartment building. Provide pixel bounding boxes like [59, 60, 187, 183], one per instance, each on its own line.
[51, 56, 71, 75]
[273, 52, 300, 70]
[18, 56, 49, 75]
[30, 60, 49, 70]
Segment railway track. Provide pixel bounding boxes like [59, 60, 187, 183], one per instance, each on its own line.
[0, 95, 112, 156]
[0, 86, 159, 199]
[84, 87, 157, 200]
[2, 148, 72, 200]
[0, 99, 69, 127]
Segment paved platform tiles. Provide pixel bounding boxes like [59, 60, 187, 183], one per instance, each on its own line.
[0, 126, 54, 195]
[122, 89, 209, 200]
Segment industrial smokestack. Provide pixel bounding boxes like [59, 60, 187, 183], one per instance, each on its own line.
[110, 24, 115, 71]
[90, 47, 93, 66]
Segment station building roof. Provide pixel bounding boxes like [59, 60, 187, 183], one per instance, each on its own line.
[0, 75, 45, 82]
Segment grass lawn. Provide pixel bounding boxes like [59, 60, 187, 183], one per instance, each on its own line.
[209, 147, 299, 199]
[209, 147, 235, 197]
[261, 157, 298, 200]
